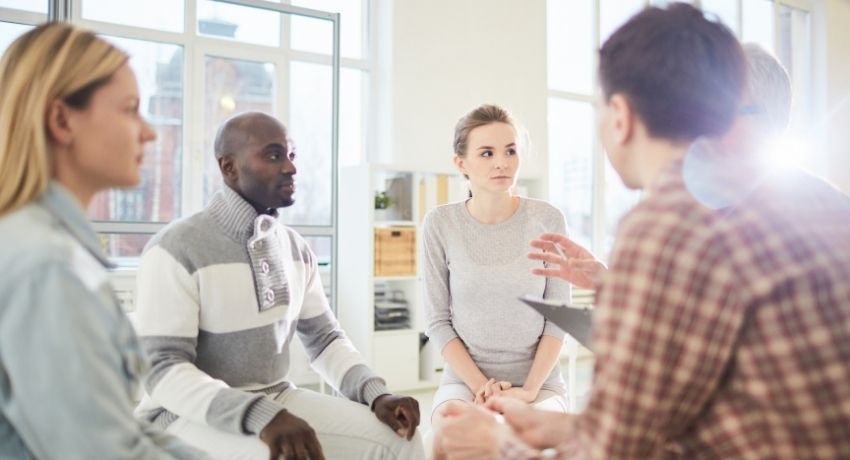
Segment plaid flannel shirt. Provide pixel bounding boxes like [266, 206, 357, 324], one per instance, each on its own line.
[505, 159, 850, 459]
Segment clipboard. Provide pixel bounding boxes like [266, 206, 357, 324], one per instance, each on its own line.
[519, 294, 593, 350]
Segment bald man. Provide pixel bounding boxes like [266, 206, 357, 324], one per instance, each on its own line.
[134, 112, 424, 459]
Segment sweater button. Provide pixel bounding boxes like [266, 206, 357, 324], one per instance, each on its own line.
[261, 260, 270, 273]
[265, 289, 275, 303]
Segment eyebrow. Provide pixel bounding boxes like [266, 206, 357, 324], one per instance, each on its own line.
[476, 142, 517, 150]
[262, 142, 288, 151]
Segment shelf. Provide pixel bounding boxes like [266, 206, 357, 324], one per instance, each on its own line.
[374, 275, 418, 281]
[374, 220, 416, 227]
[374, 328, 420, 337]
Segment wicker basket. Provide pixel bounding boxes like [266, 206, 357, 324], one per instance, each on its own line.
[374, 227, 416, 276]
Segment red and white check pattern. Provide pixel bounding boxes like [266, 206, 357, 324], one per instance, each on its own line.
[503, 160, 850, 459]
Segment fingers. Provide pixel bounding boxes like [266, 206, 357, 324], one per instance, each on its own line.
[530, 267, 567, 278]
[527, 251, 566, 265]
[499, 381, 512, 390]
[306, 437, 326, 460]
[485, 395, 524, 414]
[268, 442, 282, 460]
[398, 400, 420, 440]
[535, 233, 587, 257]
[482, 378, 496, 400]
[291, 438, 311, 460]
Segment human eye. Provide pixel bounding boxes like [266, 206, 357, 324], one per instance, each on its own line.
[287, 151, 296, 161]
[480, 150, 493, 158]
[507, 147, 517, 156]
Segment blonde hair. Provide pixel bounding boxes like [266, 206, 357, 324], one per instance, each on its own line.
[0, 22, 128, 216]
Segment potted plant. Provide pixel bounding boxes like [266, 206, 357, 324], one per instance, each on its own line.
[374, 190, 393, 220]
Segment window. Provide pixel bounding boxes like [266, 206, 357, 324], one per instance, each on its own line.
[57, 0, 371, 259]
[546, 0, 814, 260]
[0, 1, 366, 316]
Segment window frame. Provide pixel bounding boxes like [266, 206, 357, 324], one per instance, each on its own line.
[46, 0, 355, 313]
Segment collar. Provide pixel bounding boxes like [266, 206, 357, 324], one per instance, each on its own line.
[207, 184, 266, 244]
[40, 182, 113, 268]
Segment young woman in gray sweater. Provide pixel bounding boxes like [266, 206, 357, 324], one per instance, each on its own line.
[423, 104, 572, 454]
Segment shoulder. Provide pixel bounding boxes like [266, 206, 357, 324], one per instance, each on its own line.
[423, 201, 465, 230]
[0, 203, 86, 281]
[612, 193, 720, 270]
[521, 197, 565, 221]
[280, 225, 316, 264]
[141, 211, 233, 274]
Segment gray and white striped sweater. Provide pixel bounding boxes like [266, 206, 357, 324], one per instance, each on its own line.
[133, 185, 388, 435]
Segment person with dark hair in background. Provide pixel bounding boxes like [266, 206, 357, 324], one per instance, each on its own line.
[437, 4, 850, 459]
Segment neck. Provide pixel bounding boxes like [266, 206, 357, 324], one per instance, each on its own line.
[52, 149, 99, 209]
[635, 138, 691, 190]
[466, 189, 519, 224]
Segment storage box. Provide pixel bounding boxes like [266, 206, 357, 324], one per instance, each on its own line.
[374, 227, 416, 276]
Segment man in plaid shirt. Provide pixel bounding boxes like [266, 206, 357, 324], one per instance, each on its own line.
[436, 4, 850, 459]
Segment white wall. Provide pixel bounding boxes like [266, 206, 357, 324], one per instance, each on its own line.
[373, 0, 549, 181]
[817, 0, 850, 193]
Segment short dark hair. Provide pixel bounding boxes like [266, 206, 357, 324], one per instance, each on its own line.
[598, 3, 746, 141]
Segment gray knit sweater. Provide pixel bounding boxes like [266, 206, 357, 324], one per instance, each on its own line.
[422, 197, 570, 392]
[134, 185, 389, 435]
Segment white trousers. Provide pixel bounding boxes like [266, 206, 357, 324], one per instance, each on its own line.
[166, 387, 425, 460]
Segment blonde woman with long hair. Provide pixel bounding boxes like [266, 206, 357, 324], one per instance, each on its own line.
[0, 23, 206, 459]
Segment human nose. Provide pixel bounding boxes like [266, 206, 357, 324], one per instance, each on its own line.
[282, 157, 296, 175]
[141, 119, 156, 143]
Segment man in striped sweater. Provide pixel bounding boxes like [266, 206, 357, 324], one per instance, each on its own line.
[134, 112, 423, 459]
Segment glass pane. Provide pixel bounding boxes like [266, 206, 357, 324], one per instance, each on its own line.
[340, 67, 364, 167]
[291, 0, 362, 59]
[0, 0, 46, 13]
[701, 0, 739, 35]
[89, 37, 184, 223]
[604, 160, 641, 260]
[548, 98, 594, 250]
[202, 56, 275, 202]
[0, 21, 32, 56]
[287, 61, 333, 226]
[82, 0, 184, 33]
[778, 5, 817, 172]
[599, 0, 645, 45]
[546, 0, 594, 95]
[303, 235, 333, 302]
[198, 0, 281, 47]
[97, 233, 154, 261]
[649, 0, 692, 6]
[742, 0, 774, 53]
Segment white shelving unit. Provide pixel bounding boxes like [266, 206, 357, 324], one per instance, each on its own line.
[339, 163, 545, 392]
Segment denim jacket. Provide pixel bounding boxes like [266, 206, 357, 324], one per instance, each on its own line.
[0, 182, 207, 459]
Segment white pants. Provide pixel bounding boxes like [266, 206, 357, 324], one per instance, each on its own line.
[166, 387, 425, 460]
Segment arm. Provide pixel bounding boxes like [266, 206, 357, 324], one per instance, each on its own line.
[565, 214, 743, 457]
[0, 261, 208, 459]
[509, 213, 569, 402]
[295, 243, 420, 438]
[441, 338, 489, 392]
[135, 245, 283, 435]
[294, 245, 389, 407]
[506, 335, 563, 402]
[421, 214, 489, 393]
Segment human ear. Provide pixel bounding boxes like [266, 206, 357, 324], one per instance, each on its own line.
[218, 154, 238, 183]
[45, 99, 74, 147]
[453, 155, 466, 176]
[608, 93, 635, 146]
